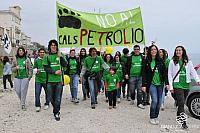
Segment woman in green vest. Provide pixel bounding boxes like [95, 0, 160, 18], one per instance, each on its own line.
[142, 45, 169, 125]
[159, 49, 170, 111]
[168, 46, 200, 129]
[112, 53, 125, 103]
[102, 54, 113, 102]
[12, 47, 33, 111]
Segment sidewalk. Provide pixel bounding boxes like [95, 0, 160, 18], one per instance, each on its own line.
[0, 78, 199, 133]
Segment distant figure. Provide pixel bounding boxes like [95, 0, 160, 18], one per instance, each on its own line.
[3, 56, 13, 92]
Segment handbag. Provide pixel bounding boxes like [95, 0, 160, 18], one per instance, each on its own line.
[84, 57, 97, 79]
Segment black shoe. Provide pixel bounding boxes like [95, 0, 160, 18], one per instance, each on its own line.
[123, 94, 125, 98]
[91, 104, 95, 109]
[95, 101, 98, 104]
[54, 113, 60, 121]
[146, 102, 150, 105]
[142, 102, 147, 106]
[83, 95, 86, 101]
[182, 122, 188, 129]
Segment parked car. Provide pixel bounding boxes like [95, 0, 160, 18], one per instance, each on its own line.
[185, 64, 200, 120]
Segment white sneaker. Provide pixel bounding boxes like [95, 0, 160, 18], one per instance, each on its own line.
[137, 104, 145, 109]
[44, 105, 49, 110]
[74, 98, 79, 104]
[117, 98, 121, 103]
[149, 119, 157, 125]
[36, 107, 41, 112]
[130, 100, 134, 105]
[155, 118, 159, 124]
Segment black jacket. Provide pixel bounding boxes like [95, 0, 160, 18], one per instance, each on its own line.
[126, 53, 145, 76]
[142, 58, 169, 89]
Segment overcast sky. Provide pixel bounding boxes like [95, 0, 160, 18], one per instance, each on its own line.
[1, 0, 200, 54]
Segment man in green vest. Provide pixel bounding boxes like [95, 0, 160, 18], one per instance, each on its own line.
[33, 48, 50, 112]
[126, 45, 145, 109]
[43, 40, 67, 121]
[66, 49, 80, 104]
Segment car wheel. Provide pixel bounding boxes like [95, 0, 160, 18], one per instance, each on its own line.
[188, 94, 200, 120]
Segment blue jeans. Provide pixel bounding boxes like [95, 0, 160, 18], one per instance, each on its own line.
[128, 76, 143, 105]
[88, 77, 98, 105]
[35, 82, 50, 107]
[149, 84, 164, 119]
[116, 82, 122, 98]
[47, 82, 63, 115]
[69, 74, 79, 99]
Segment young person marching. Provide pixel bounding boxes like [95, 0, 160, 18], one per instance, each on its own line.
[79, 48, 89, 100]
[33, 48, 50, 112]
[112, 53, 125, 103]
[12, 47, 33, 111]
[121, 48, 130, 100]
[66, 49, 80, 104]
[126, 45, 145, 109]
[168, 46, 200, 129]
[80, 47, 109, 109]
[105, 66, 120, 109]
[142, 44, 169, 125]
[43, 40, 67, 121]
[102, 54, 113, 102]
[159, 49, 170, 110]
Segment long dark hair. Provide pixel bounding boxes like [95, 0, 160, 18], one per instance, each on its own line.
[104, 54, 113, 64]
[113, 54, 121, 63]
[147, 44, 160, 62]
[159, 49, 167, 60]
[79, 48, 86, 56]
[16, 47, 26, 58]
[3, 56, 9, 65]
[172, 46, 188, 65]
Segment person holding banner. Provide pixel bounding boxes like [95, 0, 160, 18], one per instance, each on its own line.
[43, 40, 67, 121]
[12, 47, 33, 111]
[80, 47, 110, 109]
[33, 48, 50, 112]
[66, 49, 80, 104]
[142, 44, 169, 125]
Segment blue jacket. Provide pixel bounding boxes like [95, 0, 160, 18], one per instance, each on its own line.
[3, 62, 12, 75]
